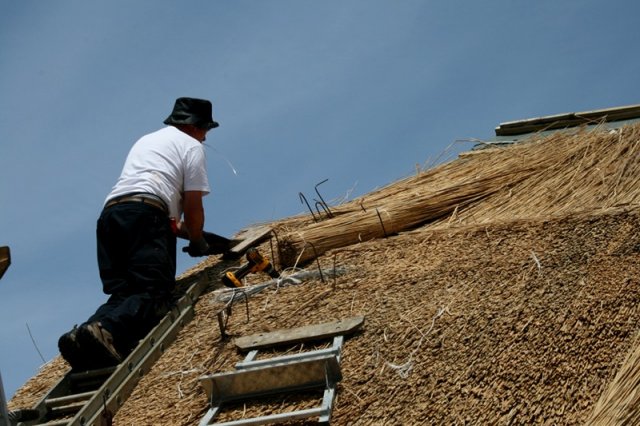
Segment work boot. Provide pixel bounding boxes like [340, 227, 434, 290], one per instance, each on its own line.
[76, 322, 123, 369]
[58, 325, 90, 371]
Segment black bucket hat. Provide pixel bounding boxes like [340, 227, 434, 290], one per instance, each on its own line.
[163, 97, 219, 130]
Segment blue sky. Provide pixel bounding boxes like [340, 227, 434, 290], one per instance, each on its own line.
[1, 1, 639, 399]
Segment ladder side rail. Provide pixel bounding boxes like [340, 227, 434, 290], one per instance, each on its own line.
[0, 372, 10, 426]
[332, 335, 344, 363]
[318, 358, 341, 425]
[317, 386, 336, 425]
[70, 271, 212, 425]
[198, 404, 222, 426]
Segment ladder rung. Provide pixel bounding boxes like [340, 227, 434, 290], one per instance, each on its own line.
[36, 419, 73, 426]
[45, 391, 96, 418]
[46, 391, 95, 408]
[69, 366, 116, 383]
[49, 401, 86, 417]
[235, 343, 341, 370]
[67, 367, 117, 392]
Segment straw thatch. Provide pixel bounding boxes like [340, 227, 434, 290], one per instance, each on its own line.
[9, 121, 640, 425]
[588, 334, 640, 424]
[276, 123, 640, 266]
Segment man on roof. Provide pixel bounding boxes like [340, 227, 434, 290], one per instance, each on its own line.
[58, 97, 231, 370]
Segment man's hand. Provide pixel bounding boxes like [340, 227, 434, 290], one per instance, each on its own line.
[202, 232, 234, 254]
[182, 232, 240, 257]
[183, 237, 210, 257]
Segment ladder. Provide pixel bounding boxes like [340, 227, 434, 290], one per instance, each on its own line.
[1, 372, 13, 426]
[0, 247, 37, 426]
[23, 269, 210, 426]
[15, 227, 273, 426]
[198, 316, 365, 425]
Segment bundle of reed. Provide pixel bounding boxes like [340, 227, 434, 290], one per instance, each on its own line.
[425, 123, 640, 229]
[277, 165, 537, 266]
[275, 122, 640, 266]
[587, 334, 640, 425]
[272, 140, 523, 237]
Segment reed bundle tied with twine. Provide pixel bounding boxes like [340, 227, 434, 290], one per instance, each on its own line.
[276, 122, 640, 267]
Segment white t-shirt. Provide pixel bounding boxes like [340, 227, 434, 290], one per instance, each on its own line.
[105, 126, 210, 218]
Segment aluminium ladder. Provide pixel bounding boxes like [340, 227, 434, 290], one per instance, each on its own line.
[22, 268, 211, 426]
[198, 316, 364, 425]
[15, 227, 272, 426]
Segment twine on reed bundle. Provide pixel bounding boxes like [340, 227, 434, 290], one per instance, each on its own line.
[276, 123, 640, 267]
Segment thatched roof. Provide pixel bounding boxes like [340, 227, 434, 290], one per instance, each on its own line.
[276, 122, 640, 265]
[9, 122, 640, 424]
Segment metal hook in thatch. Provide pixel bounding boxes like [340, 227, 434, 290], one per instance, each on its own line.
[376, 208, 388, 238]
[217, 288, 251, 340]
[299, 192, 319, 222]
[232, 289, 251, 324]
[315, 179, 334, 218]
[304, 241, 325, 283]
[216, 309, 230, 340]
[315, 200, 332, 219]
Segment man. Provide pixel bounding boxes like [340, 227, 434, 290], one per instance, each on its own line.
[59, 97, 230, 370]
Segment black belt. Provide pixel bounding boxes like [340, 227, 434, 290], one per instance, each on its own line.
[104, 193, 168, 214]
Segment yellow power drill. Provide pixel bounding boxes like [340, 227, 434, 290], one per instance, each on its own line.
[221, 247, 280, 288]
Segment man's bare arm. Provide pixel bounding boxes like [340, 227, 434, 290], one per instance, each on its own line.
[179, 190, 205, 242]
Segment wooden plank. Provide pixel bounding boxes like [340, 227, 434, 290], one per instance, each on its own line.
[495, 104, 640, 136]
[229, 226, 272, 256]
[235, 316, 365, 351]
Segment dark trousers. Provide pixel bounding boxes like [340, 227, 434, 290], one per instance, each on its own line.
[87, 202, 176, 355]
